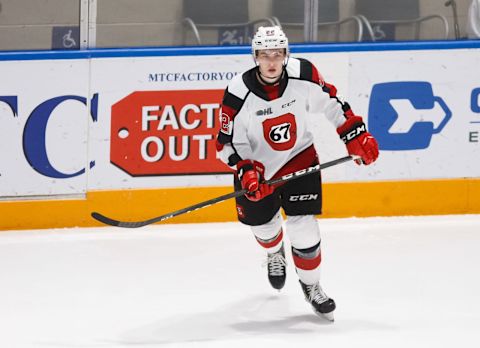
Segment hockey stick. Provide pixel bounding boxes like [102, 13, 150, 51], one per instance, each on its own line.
[91, 155, 358, 228]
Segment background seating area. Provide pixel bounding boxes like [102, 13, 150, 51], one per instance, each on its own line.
[0, 0, 473, 51]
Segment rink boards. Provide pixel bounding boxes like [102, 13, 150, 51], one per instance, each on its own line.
[1, 41, 480, 230]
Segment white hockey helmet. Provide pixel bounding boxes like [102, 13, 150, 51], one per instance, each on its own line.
[251, 26, 289, 57]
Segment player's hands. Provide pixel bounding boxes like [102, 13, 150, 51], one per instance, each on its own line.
[337, 116, 379, 165]
[237, 160, 274, 201]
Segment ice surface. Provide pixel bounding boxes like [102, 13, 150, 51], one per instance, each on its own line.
[1, 215, 479, 347]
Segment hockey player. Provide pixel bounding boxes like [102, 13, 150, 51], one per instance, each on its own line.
[215, 26, 379, 320]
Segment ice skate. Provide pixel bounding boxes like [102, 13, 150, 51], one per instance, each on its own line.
[266, 245, 287, 290]
[299, 280, 336, 321]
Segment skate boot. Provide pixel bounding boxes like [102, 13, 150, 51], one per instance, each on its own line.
[266, 245, 287, 290]
[299, 280, 336, 321]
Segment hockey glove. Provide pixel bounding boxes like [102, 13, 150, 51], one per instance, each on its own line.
[237, 160, 274, 202]
[337, 116, 379, 165]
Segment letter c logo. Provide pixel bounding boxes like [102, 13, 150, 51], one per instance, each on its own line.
[23, 94, 98, 178]
[472, 88, 480, 113]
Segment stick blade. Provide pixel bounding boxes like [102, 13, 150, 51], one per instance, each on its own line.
[91, 212, 121, 227]
[91, 212, 152, 228]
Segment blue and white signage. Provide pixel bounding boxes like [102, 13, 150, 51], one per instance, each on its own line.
[348, 49, 480, 181]
[1, 47, 480, 198]
[0, 59, 89, 197]
[369, 81, 452, 151]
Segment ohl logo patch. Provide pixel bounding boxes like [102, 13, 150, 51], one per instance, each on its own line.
[368, 82, 452, 150]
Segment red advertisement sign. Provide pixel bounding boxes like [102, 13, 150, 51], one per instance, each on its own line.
[110, 90, 231, 176]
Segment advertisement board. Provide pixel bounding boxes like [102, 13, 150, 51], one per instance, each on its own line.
[87, 53, 348, 191]
[87, 55, 244, 191]
[0, 59, 89, 197]
[1, 47, 479, 199]
[347, 49, 480, 181]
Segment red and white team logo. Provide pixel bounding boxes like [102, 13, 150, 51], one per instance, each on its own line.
[236, 204, 245, 218]
[220, 111, 232, 135]
[262, 113, 297, 151]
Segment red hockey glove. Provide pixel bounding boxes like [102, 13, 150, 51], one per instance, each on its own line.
[337, 116, 379, 165]
[237, 160, 274, 202]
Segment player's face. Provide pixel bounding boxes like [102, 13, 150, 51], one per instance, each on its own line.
[256, 49, 286, 79]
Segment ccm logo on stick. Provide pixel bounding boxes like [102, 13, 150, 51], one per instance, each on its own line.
[289, 194, 318, 202]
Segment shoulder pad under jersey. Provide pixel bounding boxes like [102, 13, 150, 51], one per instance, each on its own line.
[226, 72, 250, 101]
[286, 57, 324, 86]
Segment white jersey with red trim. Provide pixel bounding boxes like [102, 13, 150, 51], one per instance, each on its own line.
[216, 57, 351, 180]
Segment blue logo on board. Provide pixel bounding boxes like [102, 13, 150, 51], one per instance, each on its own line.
[368, 82, 452, 150]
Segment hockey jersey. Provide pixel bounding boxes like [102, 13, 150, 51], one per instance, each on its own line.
[216, 57, 353, 180]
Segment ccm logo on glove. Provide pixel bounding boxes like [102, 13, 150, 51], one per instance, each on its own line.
[340, 123, 366, 144]
[337, 116, 379, 165]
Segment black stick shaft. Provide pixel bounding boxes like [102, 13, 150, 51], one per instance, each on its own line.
[91, 155, 356, 228]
